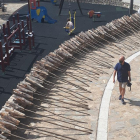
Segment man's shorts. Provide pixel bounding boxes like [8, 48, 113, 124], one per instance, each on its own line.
[119, 82, 127, 88]
[69, 25, 73, 31]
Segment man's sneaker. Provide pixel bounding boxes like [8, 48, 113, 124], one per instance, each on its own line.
[121, 98, 125, 104]
[119, 95, 122, 100]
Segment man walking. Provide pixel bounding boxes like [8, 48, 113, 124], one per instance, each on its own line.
[113, 56, 131, 104]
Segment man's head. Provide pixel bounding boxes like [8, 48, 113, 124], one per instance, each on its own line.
[119, 56, 125, 65]
[67, 18, 70, 21]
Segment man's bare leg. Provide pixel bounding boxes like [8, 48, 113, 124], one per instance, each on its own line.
[119, 86, 122, 100]
[119, 86, 122, 95]
[121, 88, 125, 104]
[121, 88, 125, 99]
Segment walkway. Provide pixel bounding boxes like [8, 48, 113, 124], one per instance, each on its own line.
[108, 55, 140, 140]
[97, 49, 140, 140]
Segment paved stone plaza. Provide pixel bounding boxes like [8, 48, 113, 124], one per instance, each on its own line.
[108, 55, 140, 140]
[0, 2, 27, 25]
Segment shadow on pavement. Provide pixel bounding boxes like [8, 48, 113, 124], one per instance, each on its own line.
[125, 98, 140, 107]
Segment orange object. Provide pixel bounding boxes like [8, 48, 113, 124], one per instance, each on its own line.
[88, 10, 94, 18]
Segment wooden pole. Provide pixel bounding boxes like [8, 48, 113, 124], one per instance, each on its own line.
[0, 41, 5, 72]
[28, 0, 30, 14]
[129, 0, 133, 15]
[28, 0, 32, 32]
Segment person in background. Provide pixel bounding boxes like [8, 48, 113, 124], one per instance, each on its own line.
[65, 18, 73, 32]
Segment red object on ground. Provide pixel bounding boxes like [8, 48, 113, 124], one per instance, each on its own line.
[88, 10, 94, 18]
[97, 14, 101, 18]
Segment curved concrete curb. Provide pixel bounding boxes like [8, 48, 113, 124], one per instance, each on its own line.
[96, 50, 140, 140]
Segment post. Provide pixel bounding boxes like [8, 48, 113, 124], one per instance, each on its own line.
[4, 35, 10, 65]
[18, 23, 22, 50]
[3, 24, 6, 35]
[13, 15, 16, 31]
[7, 20, 11, 45]
[0, 40, 5, 72]
[59, 0, 63, 8]
[32, 31, 35, 48]
[26, 15, 29, 33]
[28, 0, 30, 14]
[129, 0, 133, 15]
[7, 20, 10, 37]
[28, 0, 32, 32]
[13, 16, 15, 25]
[59, 0, 82, 15]
[37, 0, 40, 7]
[17, 12, 19, 23]
[28, 33, 32, 51]
[29, 15, 32, 32]
[21, 20, 25, 45]
[59, 0, 64, 15]
[77, 0, 83, 15]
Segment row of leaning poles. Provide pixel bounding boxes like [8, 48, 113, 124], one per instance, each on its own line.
[0, 12, 34, 74]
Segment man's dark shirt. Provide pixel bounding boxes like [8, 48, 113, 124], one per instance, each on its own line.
[114, 62, 131, 82]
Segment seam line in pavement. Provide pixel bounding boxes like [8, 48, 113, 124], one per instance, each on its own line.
[96, 50, 140, 140]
